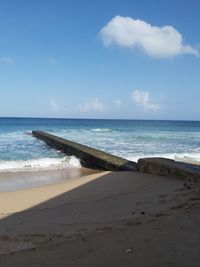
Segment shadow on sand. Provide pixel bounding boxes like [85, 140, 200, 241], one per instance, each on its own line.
[0, 170, 199, 267]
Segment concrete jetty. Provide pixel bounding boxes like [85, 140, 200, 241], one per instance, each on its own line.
[32, 131, 200, 181]
[32, 131, 138, 171]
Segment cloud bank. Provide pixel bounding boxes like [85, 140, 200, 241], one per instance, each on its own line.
[131, 90, 160, 111]
[100, 16, 199, 58]
[78, 98, 104, 112]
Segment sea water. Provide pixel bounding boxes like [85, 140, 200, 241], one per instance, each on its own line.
[0, 117, 200, 172]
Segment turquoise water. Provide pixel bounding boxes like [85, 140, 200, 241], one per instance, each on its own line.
[0, 117, 200, 172]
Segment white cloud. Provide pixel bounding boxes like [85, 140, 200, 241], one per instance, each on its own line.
[78, 98, 105, 112]
[115, 99, 122, 108]
[50, 98, 59, 112]
[100, 16, 199, 58]
[131, 90, 160, 112]
[48, 57, 57, 65]
[0, 57, 15, 65]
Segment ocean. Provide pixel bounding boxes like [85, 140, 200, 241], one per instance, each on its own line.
[0, 117, 200, 172]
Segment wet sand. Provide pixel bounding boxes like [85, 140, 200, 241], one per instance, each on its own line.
[0, 167, 100, 192]
[0, 170, 199, 266]
[0, 168, 104, 214]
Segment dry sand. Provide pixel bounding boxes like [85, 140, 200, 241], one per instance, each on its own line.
[0, 169, 199, 266]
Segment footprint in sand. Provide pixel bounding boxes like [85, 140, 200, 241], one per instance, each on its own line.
[124, 219, 142, 226]
[154, 212, 166, 217]
[170, 202, 188, 210]
[77, 228, 88, 232]
[158, 194, 168, 198]
[94, 226, 112, 232]
[188, 196, 200, 201]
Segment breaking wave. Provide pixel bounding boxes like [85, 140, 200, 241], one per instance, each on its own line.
[0, 156, 81, 172]
[127, 152, 200, 165]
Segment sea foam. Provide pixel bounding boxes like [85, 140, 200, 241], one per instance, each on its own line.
[0, 156, 81, 172]
[127, 152, 200, 165]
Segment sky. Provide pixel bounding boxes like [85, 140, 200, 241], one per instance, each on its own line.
[0, 0, 200, 120]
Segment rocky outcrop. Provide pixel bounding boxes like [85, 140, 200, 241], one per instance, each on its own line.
[138, 157, 200, 182]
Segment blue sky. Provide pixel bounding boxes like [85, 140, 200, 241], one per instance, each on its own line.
[0, 0, 200, 120]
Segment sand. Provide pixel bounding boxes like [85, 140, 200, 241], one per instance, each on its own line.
[0, 169, 199, 266]
[0, 168, 103, 214]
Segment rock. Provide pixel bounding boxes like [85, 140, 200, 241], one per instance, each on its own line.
[125, 248, 133, 254]
[138, 157, 200, 182]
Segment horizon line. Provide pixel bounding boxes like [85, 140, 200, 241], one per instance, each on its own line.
[0, 116, 200, 122]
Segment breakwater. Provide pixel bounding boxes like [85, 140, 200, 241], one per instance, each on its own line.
[32, 131, 200, 181]
[32, 131, 137, 171]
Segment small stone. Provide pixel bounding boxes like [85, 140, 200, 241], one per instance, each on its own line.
[140, 211, 145, 215]
[126, 248, 133, 254]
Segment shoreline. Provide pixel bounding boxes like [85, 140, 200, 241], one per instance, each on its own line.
[0, 167, 101, 192]
[0, 170, 107, 215]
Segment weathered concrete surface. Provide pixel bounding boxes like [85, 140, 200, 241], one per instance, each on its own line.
[32, 131, 137, 171]
[138, 157, 200, 182]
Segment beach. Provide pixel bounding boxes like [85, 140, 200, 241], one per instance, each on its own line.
[0, 169, 199, 266]
[1, 0, 200, 265]
[0, 118, 200, 266]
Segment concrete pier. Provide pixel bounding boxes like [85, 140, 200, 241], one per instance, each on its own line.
[32, 131, 137, 171]
[32, 131, 200, 181]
